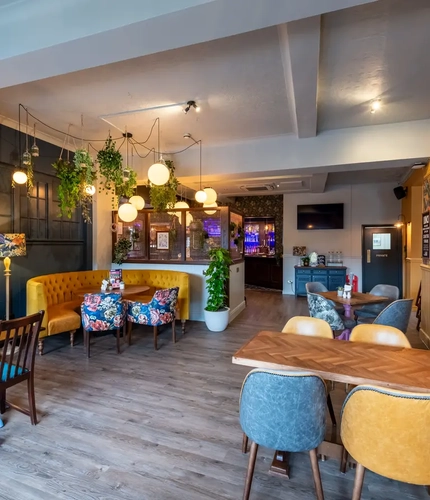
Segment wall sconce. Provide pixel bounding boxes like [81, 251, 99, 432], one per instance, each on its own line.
[395, 214, 405, 228]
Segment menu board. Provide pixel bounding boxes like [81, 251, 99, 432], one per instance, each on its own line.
[423, 211, 429, 259]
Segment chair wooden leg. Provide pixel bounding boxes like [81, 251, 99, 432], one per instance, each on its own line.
[352, 463, 365, 500]
[83, 329, 91, 358]
[340, 446, 348, 474]
[309, 448, 324, 500]
[38, 339, 44, 356]
[327, 393, 337, 426]
[153, 326, 158, 350]
[0, 390, 6, 414]
[70, 330, 76, 347]
[426, 485, 430, 495]
[181, 320, 186, 335]
[172, 320, 176, 344]
[116, 328, 121, 354]
[242, 433, 249, 454]
[243, 441, 258, 500]
[27, 375, 37, 425]
[127, 322, 133, 345]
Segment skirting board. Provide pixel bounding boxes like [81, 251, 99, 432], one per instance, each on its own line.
[229, 300, 246, 323]
[419, 329, 430, 349]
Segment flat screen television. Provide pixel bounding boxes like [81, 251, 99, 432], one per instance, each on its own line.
[297, 203, 344, 230]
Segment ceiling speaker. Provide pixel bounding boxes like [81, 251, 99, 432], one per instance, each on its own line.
[393, 186, 407, 200]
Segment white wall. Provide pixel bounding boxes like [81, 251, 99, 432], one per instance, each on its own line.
[92, 181, 114, 270]
[283, 183, 401, 294]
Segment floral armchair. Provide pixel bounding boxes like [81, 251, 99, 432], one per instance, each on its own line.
[81, 293, 126, 357]
[126, 287, 179, 350]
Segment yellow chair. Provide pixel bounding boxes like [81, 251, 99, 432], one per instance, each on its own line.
[350, 324, 411, 348]
[282, 316, 334, 338]
[341, 385, 430, 499]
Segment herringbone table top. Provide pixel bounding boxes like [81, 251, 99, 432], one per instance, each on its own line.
[232, 331, 430, 393]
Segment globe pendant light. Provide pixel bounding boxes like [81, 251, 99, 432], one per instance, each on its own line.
[194, 139, 207, 203]
[85, 184, 96, 196]
[129, 195, 145, 210]
[186, 212, 194, 226]
[204, 202, 218, 215]
[31, 123, 39, 157]
[174, 200, 190, 221]
[118, 202, 137, 222]
[148, 118, 170, 186]
[203, 187, 217, 204]
[13, 170, 28, 184]
[195, 189, 207, 203]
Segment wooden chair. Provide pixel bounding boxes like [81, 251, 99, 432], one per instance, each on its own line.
[350, 324, 411, 348]
[0, 311, 45, 425]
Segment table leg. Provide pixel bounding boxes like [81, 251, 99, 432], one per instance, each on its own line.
[343, 304, 352, 318]
[337, 329, 351, 341]
[269, 450, 290, 478]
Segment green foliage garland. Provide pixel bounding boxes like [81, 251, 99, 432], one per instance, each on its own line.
[113, 237, 132, 265]
[203, 247, 232, 312]
[149, 160, 179, 212]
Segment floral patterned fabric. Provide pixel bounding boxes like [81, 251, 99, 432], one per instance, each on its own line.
[81, 293, 126, 331]
[127, 287, 179, 326]
[307, 292, 345, 331]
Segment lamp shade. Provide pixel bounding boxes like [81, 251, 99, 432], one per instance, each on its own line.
[204, 187, 217, 204]
[173, 201, 190, 221]
[195, 189, 207, 203]
[84, 184, 96, 196]
[0, 233, 26, 257]
[118, 202, 138, 222]
[203, 202, 218, 215]
[13, 170, 28, 184]
[148, 161, 170, 185]
[129, 195, 145, 210]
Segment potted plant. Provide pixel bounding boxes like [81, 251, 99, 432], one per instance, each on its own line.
[301, 255, 310, 267]
[149, 160, 179, 212]
[113, 237, 132, 265]
[203, 247, 232, 332]
[337, 286, 344, 297]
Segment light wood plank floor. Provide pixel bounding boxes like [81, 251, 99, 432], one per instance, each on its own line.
[0, 291, 427, 500]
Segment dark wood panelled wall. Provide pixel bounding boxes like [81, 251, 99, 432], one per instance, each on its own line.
[0, 124, 92, 319]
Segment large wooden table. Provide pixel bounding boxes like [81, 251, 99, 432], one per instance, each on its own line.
[232, 330, 430, 477]
[74, 285, 150, 299]
[317, 291, 388, 318]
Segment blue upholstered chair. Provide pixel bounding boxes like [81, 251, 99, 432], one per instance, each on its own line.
[306, 282, 344, 315]
[240, 369, 327, 500]
[126, 287, 179, 350]
[307, 292, 355, 339]
[81, 293, 126, 358]
[354, 284, 399, 321]
[357, 298, 413, 334]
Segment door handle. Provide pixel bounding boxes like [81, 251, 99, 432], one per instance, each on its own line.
[367, 249, 371, 263]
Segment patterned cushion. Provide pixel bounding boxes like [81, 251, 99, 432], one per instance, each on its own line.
[307, 292, 345, 331]
[81, 293, 126, 331]
[127, 287, 179, 326]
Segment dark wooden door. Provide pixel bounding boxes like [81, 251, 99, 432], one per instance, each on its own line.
[362, 225, 402, 295]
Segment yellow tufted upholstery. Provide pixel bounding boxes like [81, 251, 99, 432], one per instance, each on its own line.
[27, 270, 190, 348]
[341, 385, 430, 498]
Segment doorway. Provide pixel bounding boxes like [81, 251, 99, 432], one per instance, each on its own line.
[362, 225, 403, 296]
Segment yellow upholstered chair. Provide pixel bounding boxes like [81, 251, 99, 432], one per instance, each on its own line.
[282, 316, 334, 338]
[350, 324, 411, 348]
[341, 385, 430, 499]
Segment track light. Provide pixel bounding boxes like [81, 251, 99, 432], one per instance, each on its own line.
[183, 101, 200, 114]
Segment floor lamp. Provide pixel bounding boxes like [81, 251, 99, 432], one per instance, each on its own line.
[0, 234, 26, 320]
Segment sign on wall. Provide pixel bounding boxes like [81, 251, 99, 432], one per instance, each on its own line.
[423, 211, 429, 260]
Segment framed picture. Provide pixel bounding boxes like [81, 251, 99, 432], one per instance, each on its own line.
[156, 231, 169, 250]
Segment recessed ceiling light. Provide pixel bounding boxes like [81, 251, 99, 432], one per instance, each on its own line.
[370, 99, 381, 113]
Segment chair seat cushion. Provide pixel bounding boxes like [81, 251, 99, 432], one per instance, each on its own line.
[1, 362, 27, 382]
[47, 300, 81, 335]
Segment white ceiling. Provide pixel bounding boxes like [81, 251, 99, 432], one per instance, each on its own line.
[0, 0, 428, 197]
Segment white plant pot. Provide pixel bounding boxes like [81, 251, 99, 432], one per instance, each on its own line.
[204, 307, 230, 332]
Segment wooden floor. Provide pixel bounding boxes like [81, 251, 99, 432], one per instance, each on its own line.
[0, 291, 427, 500]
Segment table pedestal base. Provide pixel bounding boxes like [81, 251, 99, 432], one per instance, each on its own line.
[269, 451, 290, 477]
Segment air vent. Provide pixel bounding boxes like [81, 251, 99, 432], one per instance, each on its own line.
[240, 183, 277, 192]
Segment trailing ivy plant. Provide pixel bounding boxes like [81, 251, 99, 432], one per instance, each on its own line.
[113, 237, 132, 265]
[203, 247, 232, 312]
[149, 160, 179, 212]
[97, 136, 123, 191]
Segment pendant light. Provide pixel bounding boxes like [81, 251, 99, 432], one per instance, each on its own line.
[12, 104, 28, 185]
[204, 202, 218, 215]
[30, 123, 39, 157]
[84, 184, 96, 195]
[195, 139, 207, 203]
[129, 152, 145, 210]
[12, 170, 28, 184]
[22, 110, 31, 166]
[148, 118, 170, 185]
[118, 130, 137, 222]
[203, 187, 217, 204]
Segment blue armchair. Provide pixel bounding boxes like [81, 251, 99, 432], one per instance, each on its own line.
[126, 287, 179, 350]
[240, 369, 327, 500]
[81, 293, 126, 358]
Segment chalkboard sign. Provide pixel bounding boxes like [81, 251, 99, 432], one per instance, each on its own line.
[423, 211, 429, 259]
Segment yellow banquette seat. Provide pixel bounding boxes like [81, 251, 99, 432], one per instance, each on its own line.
[26, 269, 190, 354]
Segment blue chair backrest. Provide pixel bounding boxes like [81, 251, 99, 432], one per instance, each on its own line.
[306, 282, 328, 293]
[307, 292, 344, 331]
[240, 369, 326, 452]
[374, 299, 413, 333]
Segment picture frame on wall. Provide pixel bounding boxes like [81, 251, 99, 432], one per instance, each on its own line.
[156, 231, 169, 250]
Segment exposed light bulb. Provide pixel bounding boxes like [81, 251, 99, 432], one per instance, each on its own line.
[148, 160, 170, 186]
[370, 99, 381, 113]
[129, 195, 145, 210]
[13, 170, 28, 184]
[195, 189, 207, 203]
[85, 184, 96, 196]
[118, 202, 137, 222]
[194, 105, 200, 112]
[204, 187, 217, 204]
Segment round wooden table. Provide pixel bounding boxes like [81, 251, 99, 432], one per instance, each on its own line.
[74, 284, 150, 299]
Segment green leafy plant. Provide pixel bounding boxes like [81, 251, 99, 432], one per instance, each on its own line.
[97, 136, 123, 191]
[203, 247, 233, 312]
[149, 160, 179, 212]
[113, 237, 132, 265]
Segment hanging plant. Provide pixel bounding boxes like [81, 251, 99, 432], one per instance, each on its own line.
[149, 160, 179, 212]
[97, 136, 123, 191]
[113, 237, 132, 265]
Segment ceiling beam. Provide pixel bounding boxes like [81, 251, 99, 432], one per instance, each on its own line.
[278, 17, 321, 138]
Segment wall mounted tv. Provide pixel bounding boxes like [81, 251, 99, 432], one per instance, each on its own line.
[297, 203, 344, 230]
